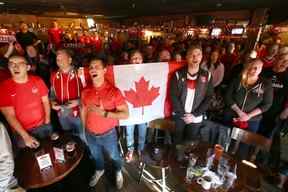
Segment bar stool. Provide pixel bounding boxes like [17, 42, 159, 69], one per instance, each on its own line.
[138, 118, 175, 192]
[147, 118, 175, 144]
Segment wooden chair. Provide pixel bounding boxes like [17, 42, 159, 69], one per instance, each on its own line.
[148, 118, 175, 144]
[228, 127, 272, 161]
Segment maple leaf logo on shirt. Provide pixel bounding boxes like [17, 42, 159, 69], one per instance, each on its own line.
[124, 76, 160, 115]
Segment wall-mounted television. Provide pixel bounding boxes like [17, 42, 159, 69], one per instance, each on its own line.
[211, 28, 222, 36]
[231, 28, 244, 35]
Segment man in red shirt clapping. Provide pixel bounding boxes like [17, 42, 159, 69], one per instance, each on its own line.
[0, 56, 52, 148]
[81, 56, 129, 189]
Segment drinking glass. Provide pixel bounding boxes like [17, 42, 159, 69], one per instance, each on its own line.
[65, 141, 76, 158]
[188, 153, 198, 168]
[214, 144, 224, 161]
[218, 158, 229, 180]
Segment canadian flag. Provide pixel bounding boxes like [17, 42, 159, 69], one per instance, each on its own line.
[113, 62, 168, 125]
[80, 61, 185, 125]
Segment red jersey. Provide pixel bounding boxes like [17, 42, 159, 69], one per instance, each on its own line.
[257, 49, 267, 58]
[220, 53, 238, 69]
[81, 81, 127, 135]
[50, 69, 82, 116]
[0, 75, 48, 130]
[48, 27, 63, 49]
[261, 57, 275, 69]
[50, 69, 82, 104]
[0, 68, 11, 83]
[78, 66, 92, 88]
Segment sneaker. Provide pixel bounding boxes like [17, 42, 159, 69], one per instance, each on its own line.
[89, 170, 104, 187]
[116, 171, 124, 190]
[125, 150, 134, 163]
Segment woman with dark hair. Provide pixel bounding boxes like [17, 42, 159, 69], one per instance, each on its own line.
[25, 45, 50, 86]
[125, 50, 148, 162]
[224, 59, 273, 133]
[203, 49, 224, 87]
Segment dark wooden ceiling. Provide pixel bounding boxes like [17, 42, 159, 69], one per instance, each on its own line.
[0, 0, 287, 21]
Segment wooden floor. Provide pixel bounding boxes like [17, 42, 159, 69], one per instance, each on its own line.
[122, 159, 188, 192]
[91, 161, 151, 192]
[93, 149, 190, 192]
[91, 151, 188, 192]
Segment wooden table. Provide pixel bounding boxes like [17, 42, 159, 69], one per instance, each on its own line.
[15, 134, 84, 189]
[139, 142, 269, 192]
[168, 142, 267, 192]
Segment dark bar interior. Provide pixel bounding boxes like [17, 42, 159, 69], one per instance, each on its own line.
[0, 0, 288, 192]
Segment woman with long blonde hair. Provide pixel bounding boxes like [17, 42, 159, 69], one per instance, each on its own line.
[240, 60, 260, 88]
[224, 59, 273, 133]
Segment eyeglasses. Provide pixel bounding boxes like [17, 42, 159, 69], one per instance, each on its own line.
[8, 61, 27, 68]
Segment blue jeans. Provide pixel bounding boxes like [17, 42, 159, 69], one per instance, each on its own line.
[15, 123, 53, 148]
[29, 123, 53, 139]
[59, 115, 86, 142]
[86, 128, 122, 171]
[247, 120, 261, 133]
[126, 123, 147, 151]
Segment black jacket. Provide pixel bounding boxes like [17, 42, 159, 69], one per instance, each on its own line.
[225, 76, 273, 120]
[170, 67, 214, 117]
[262, 69, 288, 117]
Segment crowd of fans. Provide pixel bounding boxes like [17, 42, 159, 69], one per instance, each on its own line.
[0, 21, 288, 191]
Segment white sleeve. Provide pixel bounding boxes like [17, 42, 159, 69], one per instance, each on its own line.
[0, 123, 14, 191]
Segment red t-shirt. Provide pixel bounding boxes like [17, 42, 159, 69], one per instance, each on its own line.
[0, 75, 48, 130]
[48, 27, 63, 49]
[220, 53, 238, 69]
[261, 57, 275, 69]
[81, 81, 126, 135]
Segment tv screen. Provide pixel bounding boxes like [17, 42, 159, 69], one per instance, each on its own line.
[231, 28, 244, 35]
[211, 28, 222, 36]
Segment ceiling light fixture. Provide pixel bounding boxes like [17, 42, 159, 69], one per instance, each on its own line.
[0, 2, 5, 5]
[216, 3, 222, 7]
[93, 14, 104, 17]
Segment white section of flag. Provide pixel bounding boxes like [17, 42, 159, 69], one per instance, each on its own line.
[113, 62, 169, 126]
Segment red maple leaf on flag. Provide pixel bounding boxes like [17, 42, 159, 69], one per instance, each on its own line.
[124, 76, 160, 115]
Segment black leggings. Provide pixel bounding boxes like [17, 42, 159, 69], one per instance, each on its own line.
[173, 116, 202, 145]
